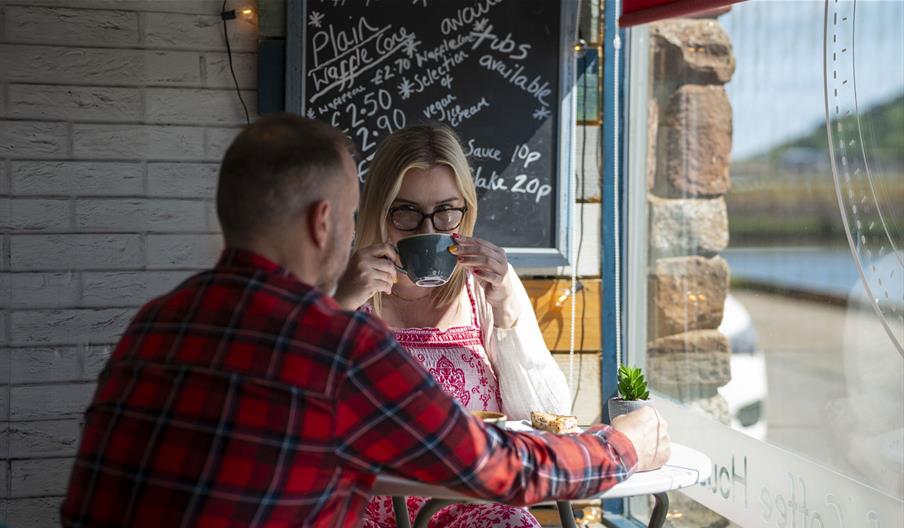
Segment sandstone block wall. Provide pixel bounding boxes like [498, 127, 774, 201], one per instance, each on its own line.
[645, 18, 735, 408]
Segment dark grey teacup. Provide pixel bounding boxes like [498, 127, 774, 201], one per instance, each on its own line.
[395, 233, 457, 287]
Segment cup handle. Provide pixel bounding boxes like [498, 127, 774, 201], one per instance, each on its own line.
[389, 244, 406, 276]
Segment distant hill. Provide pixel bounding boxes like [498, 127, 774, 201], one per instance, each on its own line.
[758, 93, 904, 167]
[727, 93, 903, 245]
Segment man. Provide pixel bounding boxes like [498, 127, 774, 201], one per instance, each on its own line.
[61, 114, 669, 527]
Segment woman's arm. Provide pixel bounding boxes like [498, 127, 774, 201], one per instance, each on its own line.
[476, 266, 573, 420]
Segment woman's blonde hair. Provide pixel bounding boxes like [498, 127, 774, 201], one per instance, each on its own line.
[355, 123, 478, 313]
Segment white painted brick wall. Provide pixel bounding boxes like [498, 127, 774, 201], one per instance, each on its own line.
[0, 462, 8, 497]
[0, 45, 203, 86]
[1, 233, 8, 270]
[146, 88, 257, 125]
[147, 162, 218, 198]
[207, 201, 221, 232]
[10, 457, 75, 497]
[9, 308, 135, 345]
[205, 126, 243, 160]
[5, 6, 140, 47]
[0, 2, 253, 519]
[0, 347, 9, 383]
[8, 345, 112, 384]
[144, 11, 257, 51]
[0, 198, 71, 231]
[147, 233, 221, 269]
[11, 161, 144, 196]
[0, 120, 69, 158]
[0, 272, 80, 308]
[0, 389, 8, 422]
[7, 1, 222, 15]
[8, 84, 143, 122]
[5, 498, 63, 528]
[1, 161, 8, 194]
[83, 270, 192, 306]
[10, 234, 144, 270]
[10, 383, 97, 422]
[76, 198, 209, 232]
[206, 51, 257, 89]
[73, 124, 206, 160]
[8, 420, 83, 458]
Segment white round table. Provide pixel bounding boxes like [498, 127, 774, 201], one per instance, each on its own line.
[373, 434, 711, 528]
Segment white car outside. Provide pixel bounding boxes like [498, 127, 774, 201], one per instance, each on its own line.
[718, 294, 768, 439]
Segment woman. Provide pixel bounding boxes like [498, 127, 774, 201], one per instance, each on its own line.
[334, 124, 571, 528]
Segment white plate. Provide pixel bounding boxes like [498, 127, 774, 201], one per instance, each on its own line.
[504, 419, 584, 433]
[503, 419, 536, 432]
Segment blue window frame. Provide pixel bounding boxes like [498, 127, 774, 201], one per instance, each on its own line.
[600, 0, 630, 518]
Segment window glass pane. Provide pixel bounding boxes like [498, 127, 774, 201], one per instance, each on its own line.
[628, 1, 903, 525]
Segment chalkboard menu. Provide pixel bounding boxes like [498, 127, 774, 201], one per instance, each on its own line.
[287, 0, 578, 267]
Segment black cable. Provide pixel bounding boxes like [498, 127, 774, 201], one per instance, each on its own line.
[571, 36, 592, 412]
[221, 0, 251, 125]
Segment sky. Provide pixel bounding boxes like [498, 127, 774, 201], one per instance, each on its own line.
[721, 0, 904, 160]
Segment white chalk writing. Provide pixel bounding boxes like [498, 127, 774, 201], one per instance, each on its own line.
[473, 166, 552, 204]
[315, 85, 368, 115]
[464, 139, 502, 161]
[415, 34, 475, 67]
[474, 166, 508, 191]
[469, 22, 531, 60]
[308, 11, 324, 29]
[321, 0, 383, 9]
[422, 94, 457, 119]
[440, 0, 504, 35]
[371, 57, 414, 86]
[532, 107, 551, 120]
[478, 54, 551, 107]
[396, 49, 468, 98]
[310, 18, 415, 101]
[311, 17, 381, 68]
[346, 107, 407, 181]
[306, 1, 559, 215]
[443, 97, 489, 127]
[511, 143, 542, 168]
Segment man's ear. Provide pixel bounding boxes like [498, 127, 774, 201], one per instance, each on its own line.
[308, 199, 332, 250]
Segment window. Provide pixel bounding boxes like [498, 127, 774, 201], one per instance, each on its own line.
[624, 1, 903, 525]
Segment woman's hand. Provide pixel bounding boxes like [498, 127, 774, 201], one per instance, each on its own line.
[333, 243, 399, 310]
[451, 234, 519, 328]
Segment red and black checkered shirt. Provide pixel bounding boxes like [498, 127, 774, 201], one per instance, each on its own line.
[61, 248, 638, 527]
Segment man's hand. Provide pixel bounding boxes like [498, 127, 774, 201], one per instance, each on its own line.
[611, 406, 671, 472]
[333, 243, 399, 310]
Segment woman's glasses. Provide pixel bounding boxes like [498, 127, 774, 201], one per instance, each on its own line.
[389, 206, 467, 232]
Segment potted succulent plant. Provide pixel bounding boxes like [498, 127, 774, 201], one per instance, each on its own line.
[608, 365, 654, 420]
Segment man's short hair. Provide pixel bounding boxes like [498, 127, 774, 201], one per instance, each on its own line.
[216, 113, 355, 243]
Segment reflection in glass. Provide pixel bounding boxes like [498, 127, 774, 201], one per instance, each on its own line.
[631, 1, 903, 523]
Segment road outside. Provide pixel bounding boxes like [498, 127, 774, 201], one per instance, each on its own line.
[733, 289, 904, 498]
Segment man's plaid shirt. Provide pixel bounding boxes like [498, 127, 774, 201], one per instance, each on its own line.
[61, 249, 638, 527]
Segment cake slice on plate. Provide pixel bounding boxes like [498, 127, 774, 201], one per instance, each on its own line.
[530, 411, 580, 434]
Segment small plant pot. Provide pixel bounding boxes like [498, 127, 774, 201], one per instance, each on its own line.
[608, 397, 654, 421]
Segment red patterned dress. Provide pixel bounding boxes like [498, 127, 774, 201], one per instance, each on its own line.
[362, 282, 540, 528]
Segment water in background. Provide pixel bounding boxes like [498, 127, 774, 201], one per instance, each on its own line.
[724, 246, 904, 309]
